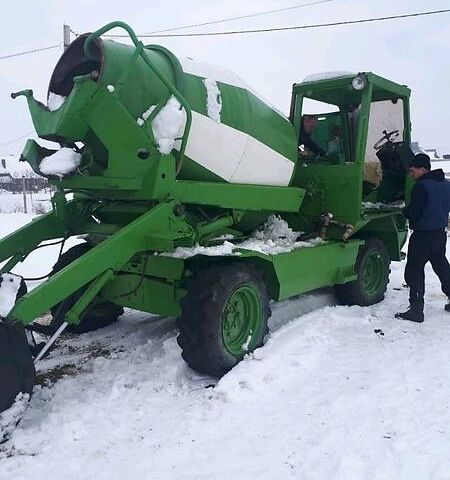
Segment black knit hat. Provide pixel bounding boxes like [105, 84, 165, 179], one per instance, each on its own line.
[410, 153, 431, 170]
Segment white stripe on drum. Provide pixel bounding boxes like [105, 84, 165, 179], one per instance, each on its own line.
[184, 111, 294, 186]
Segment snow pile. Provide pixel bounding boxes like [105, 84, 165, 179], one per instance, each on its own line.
[241, 331, 253, 352]
[203, 78, 222, 123]
[166, 215, 322, 259]
[0, 273, 22, 318]
[0, 393, 29, 443]
[47, 92, 66, 112]
[39, 148, 81, 178]
[164, 241, 236, 259]
[240, 218, 322, 256]
[302, 71, 355, 83]
[138, 96, 186, 155]
[363, 200, 405, 210]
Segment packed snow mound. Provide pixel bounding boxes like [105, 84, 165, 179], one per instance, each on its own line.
[203, 78, 222, 123]
[47, 92, 66, 112]
[0, 273, 22, 318]
[302, 71, 355, 83]
[39, 148, 81, 178]
[165, 215, 322, 259]
[138, 96, 186, 155]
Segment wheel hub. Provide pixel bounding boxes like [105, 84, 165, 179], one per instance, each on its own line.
[361, 251, 385, 297]
[222, 285, 262, 356]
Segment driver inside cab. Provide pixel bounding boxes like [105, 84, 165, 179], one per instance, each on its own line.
[299, 114, 326, 157]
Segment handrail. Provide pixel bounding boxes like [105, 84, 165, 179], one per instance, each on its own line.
[84, 21, 192, 174]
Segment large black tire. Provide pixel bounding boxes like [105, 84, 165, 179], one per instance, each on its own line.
[334, 238, 390, 306]
[177, 263, 270, 377]
[49, 243, 123, 334]
[0, 277, 34, 443]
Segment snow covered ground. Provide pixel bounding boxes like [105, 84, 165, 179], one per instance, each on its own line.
[1, 214, 450, 479]
[0, 191, 51, 214]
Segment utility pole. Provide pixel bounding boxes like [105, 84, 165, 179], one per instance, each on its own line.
[63, 24, 71, 50]
[22, 176, 27, 213]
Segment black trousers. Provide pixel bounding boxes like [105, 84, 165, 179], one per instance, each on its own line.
[405, 230, 450, 302]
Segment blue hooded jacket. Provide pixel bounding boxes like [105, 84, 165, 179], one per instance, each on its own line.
[404, 169, 450, 231]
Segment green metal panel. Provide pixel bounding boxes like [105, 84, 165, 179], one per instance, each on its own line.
[270, 240, 362, 300]
[175, 181, 304, 212]
[358, 213, 408, 261]
[293, 163, 362, 226]
[182, 239, 362, 303]
[104, 239, 361, 315]
[101, 274, 183, 318]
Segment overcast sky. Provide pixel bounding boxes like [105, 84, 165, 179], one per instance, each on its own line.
[0, 0, 449, 157]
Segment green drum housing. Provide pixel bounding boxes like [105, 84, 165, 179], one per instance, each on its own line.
[47, 32, 298, 188]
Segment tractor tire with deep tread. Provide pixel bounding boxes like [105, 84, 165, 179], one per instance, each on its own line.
[0, 277, 34, 443]
[49, 243, 123, 334]
[177, 263, 270, 377]
[334, 238, 390, 306]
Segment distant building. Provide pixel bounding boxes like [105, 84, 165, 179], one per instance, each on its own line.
[425, 148, 440, 159]
[411, 141, 428, 156]
[411, 142, 444, 161]
[0, 157, 48, 192]
[0, 172, 13, 189]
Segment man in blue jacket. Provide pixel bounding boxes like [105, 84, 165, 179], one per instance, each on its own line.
[396, 153, 450, 322]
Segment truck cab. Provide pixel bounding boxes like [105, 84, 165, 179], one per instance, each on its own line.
[288, 72, 412, 258]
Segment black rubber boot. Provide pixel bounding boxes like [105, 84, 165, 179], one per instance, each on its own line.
[395, 301, 424, 323]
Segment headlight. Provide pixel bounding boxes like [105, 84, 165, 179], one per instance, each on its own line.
[351, 74, 367, 91]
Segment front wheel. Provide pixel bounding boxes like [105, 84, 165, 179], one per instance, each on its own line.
[177, 263, 271, 377]
[334, 238, 390, 306]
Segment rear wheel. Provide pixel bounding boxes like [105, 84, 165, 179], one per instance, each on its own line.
[49, 243, 123, 334]
[177, 263, 270, 377]
[334, 238, 390, 306]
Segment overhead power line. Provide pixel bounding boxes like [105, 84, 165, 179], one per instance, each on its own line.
[104, 8, 450, 38]
[0, 131, 34, 148]
[0, 43, 61, 61]
[145, 0, 343, 34]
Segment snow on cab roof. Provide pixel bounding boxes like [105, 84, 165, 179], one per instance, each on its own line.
[302, 71, 356, 83]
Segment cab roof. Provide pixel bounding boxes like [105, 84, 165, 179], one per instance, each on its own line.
[293, 72, 411, 106]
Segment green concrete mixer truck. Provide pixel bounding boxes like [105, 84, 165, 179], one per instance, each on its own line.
[0, 21, 414, 438]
